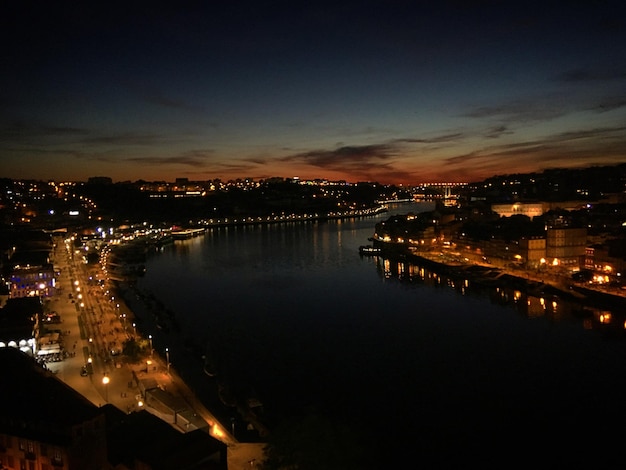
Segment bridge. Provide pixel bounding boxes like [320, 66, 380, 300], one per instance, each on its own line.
[413, 182, 468, 199]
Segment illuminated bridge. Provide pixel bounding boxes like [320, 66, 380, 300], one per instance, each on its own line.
[413, 182, 468, 199]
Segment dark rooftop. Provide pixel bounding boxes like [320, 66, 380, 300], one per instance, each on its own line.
[0, 348, 102, 444]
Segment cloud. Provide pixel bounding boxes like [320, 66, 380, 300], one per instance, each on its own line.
[0, 120, 182, 149]
[281, 144, 394, 168]
[80, 133, 172, 146]
[556, 67, 626, 83]
[273, 143, 406, 181]
[396, 133, 464, 144]
[483, 126, 512, 139]
[0, 121, 91, 141]
[140, 88, 206, 113]
[462, 95, 570, 123]
[462, 85, 626, 130]
[588, 96, 626, 113]
[278, 134, 465, 173]
[547, 126, 626, 142]
[126, 150, 215, 167]
[441, 124, 626, 179]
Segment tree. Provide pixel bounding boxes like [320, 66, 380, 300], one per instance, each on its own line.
[122, 337, 142, 361]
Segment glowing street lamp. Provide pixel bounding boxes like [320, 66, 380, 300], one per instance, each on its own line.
[165, 347, 170, 374]
[148, 335, 153, 356]
[102, 374, 110, 402]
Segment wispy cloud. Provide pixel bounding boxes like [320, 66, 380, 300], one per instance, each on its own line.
[124, 80, 206, 113]
[588, 96, 626, 113]
[274, 143, 402, 181]
[140, 89, 206, 113]
[483, 126, 513, 139]
[0, 121, 90, 141]
[396, 133, 464, 144]
[281, 144, 394, 168]
[556, 67, 626, 83]
[256, 122, 626, 183]
[462, 95, 571, 123]
[126, 150, 215, 167]
[80, 133, 172, 146]
[441, 125, 626, 179]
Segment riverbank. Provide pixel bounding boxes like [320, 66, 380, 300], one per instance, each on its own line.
[112, 279, 271, 443]
[384, 247, 626, 309]
[100, 276, 240, 442]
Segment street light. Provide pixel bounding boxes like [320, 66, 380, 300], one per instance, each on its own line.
[165, 347, 170, 374]
[102, 374, 110, 402]
[148, 335, 153, 356]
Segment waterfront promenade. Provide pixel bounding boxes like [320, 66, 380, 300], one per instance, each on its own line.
[383, 243, 626, 305]
[44, 236, 265, 467]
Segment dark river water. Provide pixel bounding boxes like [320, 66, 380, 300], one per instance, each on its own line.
[126, 202, 626, 467]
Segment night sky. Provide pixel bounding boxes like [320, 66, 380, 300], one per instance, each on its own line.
[2, 1, 626, 184]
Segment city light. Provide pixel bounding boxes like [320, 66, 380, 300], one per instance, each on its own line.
[102, 375, 110, 402]
[212, 423, 225, 438]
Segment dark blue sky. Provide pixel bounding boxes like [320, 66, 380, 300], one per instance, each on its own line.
[2, 1, 626, 184]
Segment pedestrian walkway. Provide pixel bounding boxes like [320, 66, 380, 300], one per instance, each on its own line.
[45, 235, 238, 446]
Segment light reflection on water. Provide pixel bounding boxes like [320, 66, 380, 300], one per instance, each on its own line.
[128, 202, 626, 463]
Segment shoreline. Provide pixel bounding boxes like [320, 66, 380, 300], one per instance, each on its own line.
[101, 276, 240, 445]
[379, 246, 626, 309]
[111, 278, 270, 444]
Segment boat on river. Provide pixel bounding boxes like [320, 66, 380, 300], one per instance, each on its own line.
[359, 245, 381, 255]
[172, 228, 205, 240]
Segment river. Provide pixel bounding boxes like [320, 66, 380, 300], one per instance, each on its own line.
[123, 202, 626, 466]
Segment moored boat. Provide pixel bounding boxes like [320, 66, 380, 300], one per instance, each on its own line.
[359, 245, 381, 255]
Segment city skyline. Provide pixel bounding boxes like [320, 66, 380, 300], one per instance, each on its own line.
[2, 2, 626, 184]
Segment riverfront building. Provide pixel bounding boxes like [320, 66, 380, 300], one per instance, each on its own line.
[0, 348, 109, 470]
[546, 227, 587, 267]
[491, 202, 544, 218]
[0, 348, 228, 470]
